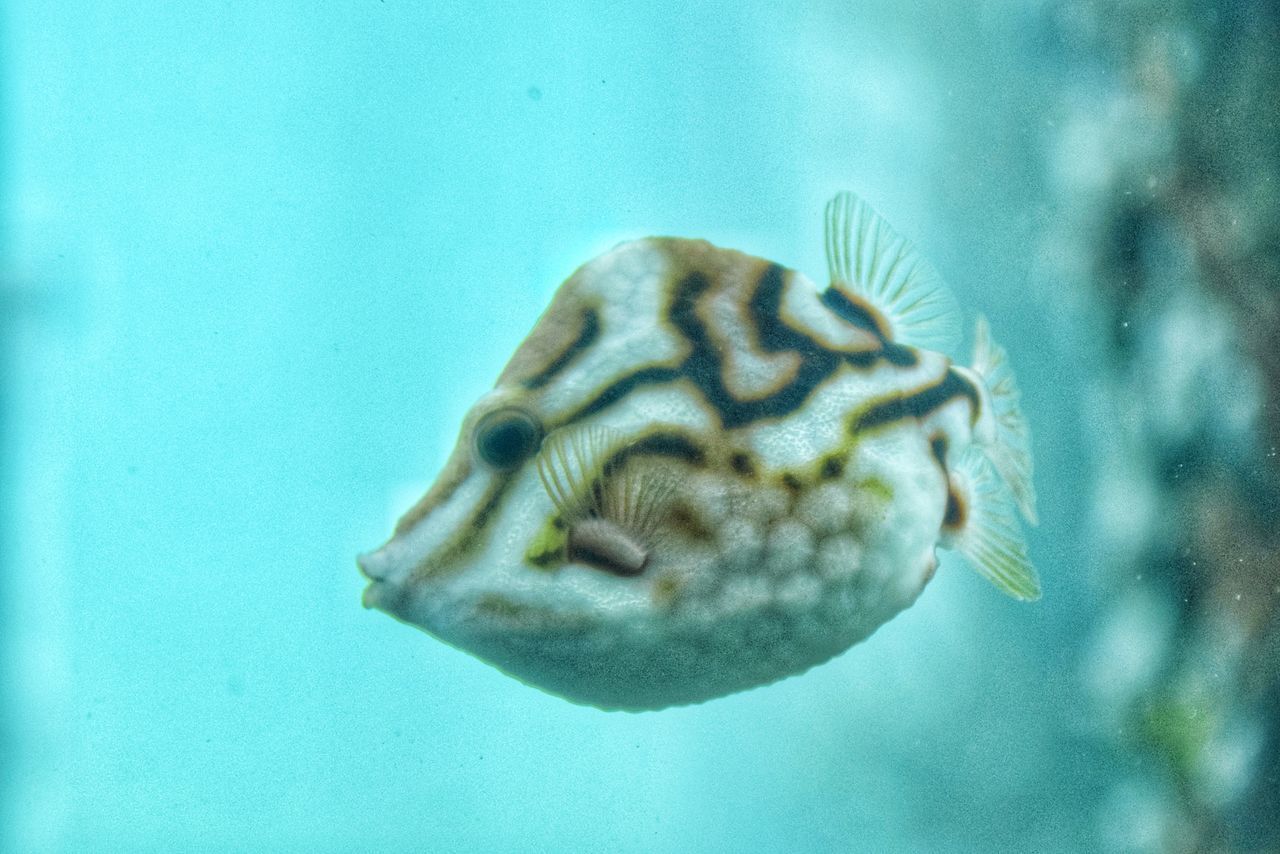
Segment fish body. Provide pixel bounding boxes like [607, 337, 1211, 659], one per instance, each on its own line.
[359, 193, 1038, 711]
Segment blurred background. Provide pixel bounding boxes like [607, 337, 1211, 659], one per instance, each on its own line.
[2, 1, 1276, 851]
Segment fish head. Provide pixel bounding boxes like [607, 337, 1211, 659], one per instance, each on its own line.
[359, 241, 714, 709]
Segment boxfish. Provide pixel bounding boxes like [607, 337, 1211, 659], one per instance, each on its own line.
[359, 192, 1038, 711]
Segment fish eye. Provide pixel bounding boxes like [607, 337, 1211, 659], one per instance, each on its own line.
[473, 408, 543, 470]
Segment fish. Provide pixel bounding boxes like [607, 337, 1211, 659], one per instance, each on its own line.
[358, 191, 1039, 711]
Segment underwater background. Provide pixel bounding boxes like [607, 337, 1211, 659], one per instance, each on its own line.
[3, 1, 1276, 851]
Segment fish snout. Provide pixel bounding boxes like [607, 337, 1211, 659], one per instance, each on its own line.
[357, 546, 409, 612]
[357, 549, 389, 582]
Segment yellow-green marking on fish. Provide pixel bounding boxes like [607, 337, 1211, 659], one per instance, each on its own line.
[359, 192, 1039, 711]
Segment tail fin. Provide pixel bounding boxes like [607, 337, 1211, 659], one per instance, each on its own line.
[945, 448, 1041, 601]
[971, 315, 1038, 525]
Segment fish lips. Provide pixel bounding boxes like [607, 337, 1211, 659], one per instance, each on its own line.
[357, 548, 413, 614]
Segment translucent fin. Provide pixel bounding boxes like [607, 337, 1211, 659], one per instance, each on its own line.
[536, 425, 617, 523]
[946, 448, 1041, 601]
[598, 458, 677, 545]
[971, 315, 1038, 525]
[537, 425, 676, 544]
[823, 191, 961, 352]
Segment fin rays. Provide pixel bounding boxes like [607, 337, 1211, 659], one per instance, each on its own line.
[823, 192, 961, 353]
[538, 426, 604, 523]
[948, 448, 1040, 601]
[537, 425, 676, 557]
[971, 315, 1038, 525]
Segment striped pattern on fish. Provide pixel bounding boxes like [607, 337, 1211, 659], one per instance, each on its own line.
[359, 192, 1038, 710]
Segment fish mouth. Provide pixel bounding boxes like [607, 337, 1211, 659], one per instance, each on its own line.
[360, 579, 393, 610]
[356, 549, 385, 582]
[359, 573, 416, 617]
[358, 549, 408, 613]
[358, 568, 388, 611]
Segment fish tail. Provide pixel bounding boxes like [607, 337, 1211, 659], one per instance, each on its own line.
[970, 315, 1037, 525]
[942, 447, 1041, 601]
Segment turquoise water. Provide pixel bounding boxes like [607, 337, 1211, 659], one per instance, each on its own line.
[7, 3, 1108, 851]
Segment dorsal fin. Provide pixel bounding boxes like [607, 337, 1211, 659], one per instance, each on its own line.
[823, 192, 961, 353]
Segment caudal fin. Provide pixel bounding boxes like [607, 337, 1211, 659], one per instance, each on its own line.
[944, 448, 1041, 601]
[971, 315, 1038, 525]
